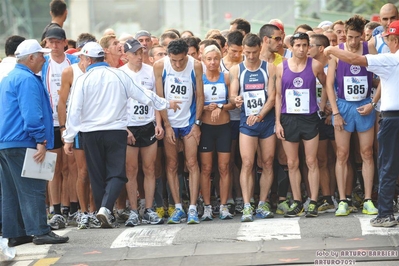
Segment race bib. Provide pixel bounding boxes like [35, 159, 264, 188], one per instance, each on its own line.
[166, 82, 191, 102]
[285, 88, 310, 114]
[243, 90, 266, 116]
[343, 76, 368, 101]
[130, 100, 153, 121]
[204, 83, 226, 103]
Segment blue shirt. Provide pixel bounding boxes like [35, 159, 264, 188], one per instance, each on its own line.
[0, 64, 54, 149]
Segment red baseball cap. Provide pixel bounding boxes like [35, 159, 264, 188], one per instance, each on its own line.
[271, 21, 285, 33]
[382, 20, 399, 37]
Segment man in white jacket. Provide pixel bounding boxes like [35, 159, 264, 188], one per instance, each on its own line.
[63, 42, 180, 228]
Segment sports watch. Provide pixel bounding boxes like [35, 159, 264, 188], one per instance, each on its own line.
[195, 119, 202, 126]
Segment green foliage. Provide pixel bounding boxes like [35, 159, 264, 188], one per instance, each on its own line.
[327, 0, 399, 15]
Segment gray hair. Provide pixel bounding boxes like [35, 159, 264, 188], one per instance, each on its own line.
[16, 52, 39, 63]
[202, 44, 221, 59]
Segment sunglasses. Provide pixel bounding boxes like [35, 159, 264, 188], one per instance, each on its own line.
[267, 35, 282, 42]
[292, 32, 309, 39]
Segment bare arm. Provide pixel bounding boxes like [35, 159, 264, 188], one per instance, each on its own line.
[324, 46, 368, 67]
[275, 63, 284, 140]
[194, 60, 204, 120]
[57, 66, 73, 131]
[223, 72, 235, 111]
[325, 56, 345, 130]
[154, 60, 170, 127]
[229, 64, 242, 107]
[154, 59, 176, 144]
[258, 63, 276, 119]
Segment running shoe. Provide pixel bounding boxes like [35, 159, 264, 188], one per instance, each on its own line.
[219, 205, 233, 220]
[317, 200, 336, 214]
[303, 197, 311, 211]
[167, 208, 186, 224]
[201, 205, 213, 221]
[211, 198, 220, 215]
[276, 200, 290, 215]
[88, 212, 102, 228]
[256, 202, 274, 218]
[96, 207, 116, 228]
[241, 205, 254, 222]
[335, 201, 350, 216]
[115, 208, 130, 223]
[370, 215, 397, 227]
[167, 205, 175, 218]
[348, 205, 358, 213]
[155, 207, 165, 218]
[227, 202, 235, 216]
[48, 214, 66, 230]
[235, 198, 244, 214]
[187, 209, 200, 224]
[284, 202, 304, 217]
[67, 211, 81, 227]
[362, 199, 378, 215]
[305, 202, 318, 217]
[78, 212, 90, 229]
[142, 209, 164, 225]
[125, 210, 140, 227]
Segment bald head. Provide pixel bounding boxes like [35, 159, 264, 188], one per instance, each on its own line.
[380, 3, 399, 29]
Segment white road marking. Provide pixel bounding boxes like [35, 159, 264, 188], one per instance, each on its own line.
[13, 228, 71, 261]
[111, 226, 182, 248]
[11, 261, 34, 266]
[356, 215, 399, 236]
[237, 218, 301, 241]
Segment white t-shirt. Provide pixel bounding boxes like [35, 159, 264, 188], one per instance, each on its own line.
[366, 50, 399, 111]
[120, 63, 156, 126]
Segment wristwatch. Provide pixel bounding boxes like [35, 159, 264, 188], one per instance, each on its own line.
[370, 102, 377, 109]
[195, 119, 202, 126]
[217, 103, 224, 110]
[37, 140, 47, 145]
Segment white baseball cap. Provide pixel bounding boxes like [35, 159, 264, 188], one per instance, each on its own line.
[74, 42, 105, 58]
[14, 39, 51, 58]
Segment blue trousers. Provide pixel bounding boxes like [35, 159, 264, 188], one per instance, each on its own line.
[0, 148, 50, 238]
[82, 130, 128, 212]
[377, 117, 399, 218]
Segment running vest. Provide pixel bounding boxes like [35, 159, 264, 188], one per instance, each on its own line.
[281, 57, 318, 115]
[375, 33, 390, 54]
[46, 56, 73, 126]
[221, 57, 241, 121]
[203, 73, 228, 105]
[120, 63, 156, 126]
[335, 42, 373, 101]
[238, 60, 273, 120]
[162, 56, 196, 128]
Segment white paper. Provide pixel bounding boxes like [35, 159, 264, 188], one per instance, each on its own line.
[21, 148, 57, 181]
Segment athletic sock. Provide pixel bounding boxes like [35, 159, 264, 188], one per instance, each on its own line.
[53, 204, 61, 215]
[70, 202, 79, 214]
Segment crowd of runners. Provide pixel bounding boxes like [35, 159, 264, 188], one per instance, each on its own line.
[1, 0, 399, 248]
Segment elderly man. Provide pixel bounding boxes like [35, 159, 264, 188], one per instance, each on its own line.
[0, 39, 69, 246]
[62, 42, 180, 228]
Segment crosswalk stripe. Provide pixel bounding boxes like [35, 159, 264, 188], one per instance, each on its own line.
[110, 226, 182, 248]
[237, 218, 301, 241]
[356, 215, 399, 236]
[13, 228, 71, 262]
[11, 261, 34, 266]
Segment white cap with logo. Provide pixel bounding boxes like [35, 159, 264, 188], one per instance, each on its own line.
[74, 42, 105, 58]
[15, 39, 51, 58]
